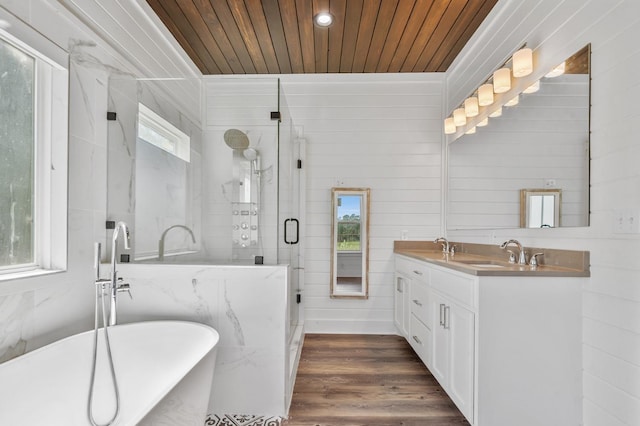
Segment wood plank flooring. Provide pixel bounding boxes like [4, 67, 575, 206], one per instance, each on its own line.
[284, 334, 470, 426]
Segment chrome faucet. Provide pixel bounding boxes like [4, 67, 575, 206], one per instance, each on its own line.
[434, 237, 450, 254]
[158, 225, 196, 260]
[501, 239, 527, 265]
[109, 221, 131, 326]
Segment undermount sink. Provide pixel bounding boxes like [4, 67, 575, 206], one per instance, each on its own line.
[452, 259, 509, 268]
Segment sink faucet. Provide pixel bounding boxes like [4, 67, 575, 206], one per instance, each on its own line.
[434, 237, 450, 254]
[158, 225, 196, 260]
[109, 221, 131, 326]
[500, 239, 527, 265]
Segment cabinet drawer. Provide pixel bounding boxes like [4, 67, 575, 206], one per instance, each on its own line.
[410, 281, 431, 329]
[410, 314, 432, 367]
[431, 267, 476, 308]
[396, 255, 430, 282]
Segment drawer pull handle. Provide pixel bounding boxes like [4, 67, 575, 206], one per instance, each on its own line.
[439, 303, 445, 326]
[412, 335, 422, 345]
[412, 299, 422, 307]
[396, 279, 403, 293]
[444, 306, 450, 329]
[413, 270, 423, 276]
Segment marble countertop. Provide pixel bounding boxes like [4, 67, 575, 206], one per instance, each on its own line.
[394, 242, 590, 277]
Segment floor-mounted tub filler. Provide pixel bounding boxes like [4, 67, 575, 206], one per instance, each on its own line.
[0, 320, 219, 425]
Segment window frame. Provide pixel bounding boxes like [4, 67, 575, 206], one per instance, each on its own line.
[137, 102, 190, 163]
[0, 15, 68, 280]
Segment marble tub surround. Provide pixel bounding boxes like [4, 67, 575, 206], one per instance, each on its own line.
[116, 263, 301, 418]
[394, 241, 590, 277]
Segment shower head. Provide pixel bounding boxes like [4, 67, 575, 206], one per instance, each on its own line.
[243, 148, 258, 161]
[224, 129, 250, 150]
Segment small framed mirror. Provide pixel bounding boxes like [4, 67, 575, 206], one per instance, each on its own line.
[520, 189, 562, 228]
[330, 188, 370, 299]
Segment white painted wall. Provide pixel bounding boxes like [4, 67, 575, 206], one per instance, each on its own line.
[280, 74, 444, 334]
[446, 1, 640, 424]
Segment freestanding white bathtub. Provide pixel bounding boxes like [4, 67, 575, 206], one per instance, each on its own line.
[0, 321, 219, 426]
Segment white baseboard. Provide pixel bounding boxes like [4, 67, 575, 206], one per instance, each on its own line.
[303, 319, 397, 335]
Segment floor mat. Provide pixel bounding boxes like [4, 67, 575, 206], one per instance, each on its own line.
[205, 414, 284, 426]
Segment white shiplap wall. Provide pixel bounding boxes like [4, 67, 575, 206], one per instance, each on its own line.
[280, 74, 444, 334]
[446, 1, 640, 425]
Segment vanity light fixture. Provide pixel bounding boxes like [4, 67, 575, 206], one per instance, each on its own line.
[478, 83, 494, 106]
[545, 61, 565, 78]
[505, 95, 519, 107]
[464, 97, 479, 117]
[444, 117, 456, 134]
[453, 108, 467, 126]
[313, 12, 334, 27]
[512, 48, 533, 77]
[489, 107, 503, 118]
[445, 43, 540, 138]
[493, 68, 511, 93]
[523, 80, 540, 94]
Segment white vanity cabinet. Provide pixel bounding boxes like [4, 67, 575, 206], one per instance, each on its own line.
[394, 255, 432, 366]
[394, 253, 583, 426]
[393, 271, 410, 338]
[430, 275, 476, 422]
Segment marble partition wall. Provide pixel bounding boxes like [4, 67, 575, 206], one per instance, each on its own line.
[116, 263, 295, 417]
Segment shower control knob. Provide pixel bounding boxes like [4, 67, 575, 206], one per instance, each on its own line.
[241, 222, 248, 229]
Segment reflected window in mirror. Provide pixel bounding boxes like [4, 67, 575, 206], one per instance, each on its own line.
[520, 189, 561, 228]
[331, 188, 370, 299]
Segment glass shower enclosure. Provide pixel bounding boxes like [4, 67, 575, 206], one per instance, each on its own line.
[106, 76, 303, 331]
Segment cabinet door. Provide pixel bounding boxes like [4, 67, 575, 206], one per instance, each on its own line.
[448, 303, 475, 422]
[431, 292, 449, 384]
[394, 274, 410, 337]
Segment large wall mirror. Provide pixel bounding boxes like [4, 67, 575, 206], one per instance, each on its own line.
[330, 188, 370, 299]
[447, 45, 590, 230]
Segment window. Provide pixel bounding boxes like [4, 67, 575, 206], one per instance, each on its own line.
[0, 22, 68, 278]
[138, 103, 190, 162]
[336, 195, 362, 252]
[0, 37, 34, 268]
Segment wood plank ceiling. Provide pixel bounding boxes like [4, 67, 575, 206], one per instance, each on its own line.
[146, 0, 498, 74]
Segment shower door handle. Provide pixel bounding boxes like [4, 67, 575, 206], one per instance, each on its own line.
[284, 218, 299, 244]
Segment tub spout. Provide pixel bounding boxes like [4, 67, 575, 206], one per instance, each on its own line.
[158, 225, 196, 260]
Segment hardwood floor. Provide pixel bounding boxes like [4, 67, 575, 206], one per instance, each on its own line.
[284, 334, 470, 426]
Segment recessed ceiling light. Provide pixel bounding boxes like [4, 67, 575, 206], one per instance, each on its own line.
[314, 12, 333, 27]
